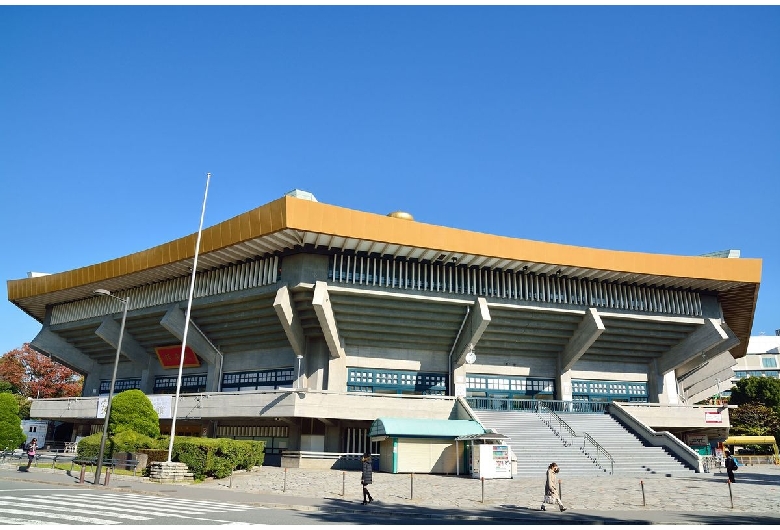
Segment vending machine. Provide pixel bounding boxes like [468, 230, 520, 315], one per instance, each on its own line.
[471, 443, 512, 479]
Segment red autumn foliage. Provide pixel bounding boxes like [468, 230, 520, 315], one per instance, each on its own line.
[0, 344, 83, 398]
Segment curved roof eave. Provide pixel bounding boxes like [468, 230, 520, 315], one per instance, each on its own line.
[6, 195, 761, 359]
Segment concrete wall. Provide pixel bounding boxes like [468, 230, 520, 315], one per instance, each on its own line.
[617, 402, 731, 430]
[30, 390, 459, 423]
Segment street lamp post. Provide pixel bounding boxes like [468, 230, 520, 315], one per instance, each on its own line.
[296, 355, 304, 390]
[93, 289, 129, 486]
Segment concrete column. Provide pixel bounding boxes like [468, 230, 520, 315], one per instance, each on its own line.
[648, 360, 681, 405]
[453, 364, 468, 397]
[140, 369, 153, 394]
[556, 370, 573, 402]
[662, 371, 680, 405]
[327, 354, 347, 392]
[287, 423, 301, 451]
[83, 372, 101, 397]
[305, 338, 329, 391]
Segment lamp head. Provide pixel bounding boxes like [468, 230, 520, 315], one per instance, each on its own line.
[93, 289, 111, 296]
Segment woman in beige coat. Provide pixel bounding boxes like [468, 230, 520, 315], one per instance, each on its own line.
[541, 462, 566, 511]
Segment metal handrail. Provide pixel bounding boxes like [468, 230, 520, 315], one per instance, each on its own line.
[539, 402, 577, 447]
[582, 432, 614, 475]
[464, 397, 608, 414]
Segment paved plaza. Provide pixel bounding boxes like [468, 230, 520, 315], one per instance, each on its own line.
[3, 459, 780, 524]
[215, 463, 779, 514]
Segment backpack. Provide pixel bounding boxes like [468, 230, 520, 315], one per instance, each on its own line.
[726, 457, 736, 471]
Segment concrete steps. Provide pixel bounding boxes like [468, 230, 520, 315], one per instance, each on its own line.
[475, 410, 604, 477]
[474, 410, 696, 478]
[558, 413, 696, 477]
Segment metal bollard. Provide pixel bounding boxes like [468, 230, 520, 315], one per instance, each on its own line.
[481, 477, 485, 503]
[727, 479, 733, 508]
[558, 479, 562, 501]
[104, 467, 111, 487]
[78, 464, 86, 484]
[640, 480, 646, 506]
[229, 471, 233, 489]
[283, 468, 287, 492]
[410, 473, 414, 500]
[342, 471, 346, 497]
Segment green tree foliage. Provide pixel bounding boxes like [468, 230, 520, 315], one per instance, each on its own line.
[76, 431, 163, 459]
[0, 382, 30, 420]
[728, 377, 780, 412]
[729, 403, 780, 438]
[108, 389, 160, 438]
[0, 393, 26, 450]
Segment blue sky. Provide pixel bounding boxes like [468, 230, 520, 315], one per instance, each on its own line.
[1, 6, 778, 355]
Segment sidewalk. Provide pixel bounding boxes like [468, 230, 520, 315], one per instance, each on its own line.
[3, 460, 780, 524]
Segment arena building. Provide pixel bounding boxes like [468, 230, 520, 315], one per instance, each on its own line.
[7, 190, 762, 467]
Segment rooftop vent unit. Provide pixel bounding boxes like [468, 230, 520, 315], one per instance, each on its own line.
[285, 189, 318, 202]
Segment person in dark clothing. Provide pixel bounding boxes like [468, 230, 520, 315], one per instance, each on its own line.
[724, 450, 737, 483]
[26, 438, 37, 468]
[361, 452, 374, 505]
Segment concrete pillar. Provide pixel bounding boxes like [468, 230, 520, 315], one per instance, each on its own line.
[140, 369, 153, 394]
[325, 425, 341, 452]
[83, 372, 101, 397]
[453, 364, 468, 397]
[659, 371, 680, 405]
[556, 370, 573, 402]
[305, 338, 329, 391]
[647, 359, 679, 404]
[327, 353, 347, 392]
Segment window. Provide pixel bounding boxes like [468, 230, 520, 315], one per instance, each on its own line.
[571, 379, 648, 403]
[347, 368, 446, 395]
[467, 374, 554, 397]
[154, 374, 207, 394]
[762, 357, 778, 368]
[222, 368, 295, 392]
[99, 378, 142, 395]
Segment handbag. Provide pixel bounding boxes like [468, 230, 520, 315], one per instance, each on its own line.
[544, 494, 557, 504]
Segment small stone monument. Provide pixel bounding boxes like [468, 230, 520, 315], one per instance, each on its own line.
[149, 461, 194, 483]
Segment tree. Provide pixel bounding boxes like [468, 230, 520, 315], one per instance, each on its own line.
[728, 376, 780, 412]
[0, 344, 83, 399]
[109, 389, 160, 438]
[0, 381, 31, 420]
[729, 403, 780, 438]
[0, 393, 26, 451]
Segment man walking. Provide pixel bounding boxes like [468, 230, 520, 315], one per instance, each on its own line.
[724, 450, 738, 483]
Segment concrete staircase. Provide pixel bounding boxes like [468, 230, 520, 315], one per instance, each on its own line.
[475, 410, 603, 477]
[558, 412, 696, 477]
[475, 410, 697, 478]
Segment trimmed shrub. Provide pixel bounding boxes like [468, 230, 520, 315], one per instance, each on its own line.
[171, 437, 265, 479]
[76, 431, 165, 459]
[109, 390, 160, 438]
[0, 394, 26, 450]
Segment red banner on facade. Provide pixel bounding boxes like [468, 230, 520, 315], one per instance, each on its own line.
[154, 345, 201, 369]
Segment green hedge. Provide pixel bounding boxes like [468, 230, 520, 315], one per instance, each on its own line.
[77, 433, 265, 480]
[171, 437, 265, 479]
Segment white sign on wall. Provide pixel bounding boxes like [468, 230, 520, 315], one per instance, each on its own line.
[97, 395, 173, 419]
[704, 411, 723, 424]
[454, 383, 467, 397]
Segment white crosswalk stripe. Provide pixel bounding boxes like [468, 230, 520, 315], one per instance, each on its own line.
[0, 491, 263, 525]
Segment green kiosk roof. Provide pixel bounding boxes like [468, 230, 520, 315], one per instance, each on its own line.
[368, 418, 485, 439]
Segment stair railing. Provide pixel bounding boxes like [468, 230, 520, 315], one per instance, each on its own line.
[582, 433, 614, 475]
[538, 402, 577, 447]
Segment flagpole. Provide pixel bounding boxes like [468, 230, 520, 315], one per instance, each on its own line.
[167, 172, 211, 462]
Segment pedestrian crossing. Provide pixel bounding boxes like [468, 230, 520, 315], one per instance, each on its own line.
[0, 490, 263, 525]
